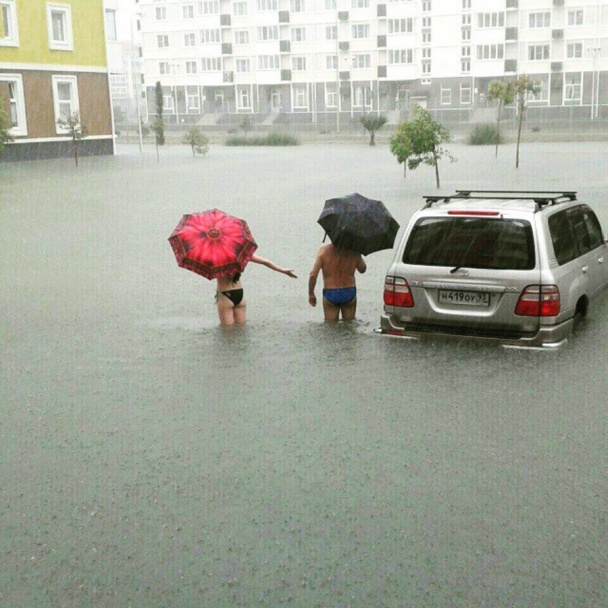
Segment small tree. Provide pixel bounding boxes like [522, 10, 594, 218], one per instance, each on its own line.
[487, 79, 515, 158]
[152, 81, 165, 161]
[389, 106, 455, 189]
[360, 114, 387, 146]
[512, 75, 541, 169]
[57, 112, 87, 166]
[240, 115, 254, 136]
[0, 106, 15, 157]
[183, 126, 209, 156]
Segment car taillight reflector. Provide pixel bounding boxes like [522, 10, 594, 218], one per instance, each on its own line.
[384, 276, 414, 308]
[515, 285, 560, 317]
[447, 210, 500, 216]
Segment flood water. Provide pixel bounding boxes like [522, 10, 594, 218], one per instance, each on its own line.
[1, 141, 607, 607]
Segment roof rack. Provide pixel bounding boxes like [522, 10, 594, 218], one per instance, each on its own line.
[423, 190, 577, 210]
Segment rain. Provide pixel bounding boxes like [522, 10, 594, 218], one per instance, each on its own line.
[2, 140, 608, 607]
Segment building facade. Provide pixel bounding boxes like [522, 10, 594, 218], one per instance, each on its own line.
[0, 0, 114, 161]
[137, 0, 607, 128]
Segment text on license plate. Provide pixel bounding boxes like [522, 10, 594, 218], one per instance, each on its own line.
[438, 290, 491, 306]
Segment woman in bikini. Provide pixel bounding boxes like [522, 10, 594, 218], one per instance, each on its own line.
[216, 254, 297, 326]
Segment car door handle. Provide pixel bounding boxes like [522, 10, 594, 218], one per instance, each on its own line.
[582, 265, 589, 273]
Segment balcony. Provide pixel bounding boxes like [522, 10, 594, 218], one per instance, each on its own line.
[377, 4, 386, 17]
[220, 14, 231, 26]
[552, 29, 563, 39]
[339, 41, 349, 51]
[222, 43, 232, 54]
[280, 40, 290, 53]
[279, 11, 289, 23]
[378, 65, 387, 78]
[339, 71, 350, 81]
[281, 69, 291, 81]
[553, 0, 564, 6]
[506, 0, 518, 7]
[223, 71, 233, 83]
[338, 11, 349, 21]
[505, 27, 518, 41]
[377, 35, 386, 47]
[551, 61, 563, 71]
[504, 59, 517, 72]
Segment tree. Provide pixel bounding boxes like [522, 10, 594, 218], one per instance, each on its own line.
[152, 81, 165, 161]
[486, 79, 515, 158]
[512, 75, 541, 169]
[240, 115, 253, 136]
[0, 106, 14, 157]
[183, 126, 209, 157]
[360, 114, 387, 146]
[57, 111, 87, 166]
[389, 106, 455, 189]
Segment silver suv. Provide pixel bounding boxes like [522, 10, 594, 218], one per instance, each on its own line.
[380, 190, 608, 348]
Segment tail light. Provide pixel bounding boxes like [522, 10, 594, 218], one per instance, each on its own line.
[384, 276, 414, 308]
[515, 285, 560, 317]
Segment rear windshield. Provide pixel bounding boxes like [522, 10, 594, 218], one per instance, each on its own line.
[403, 217, 535, 270]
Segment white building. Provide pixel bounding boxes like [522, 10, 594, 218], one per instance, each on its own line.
[136, 0, 608, 126]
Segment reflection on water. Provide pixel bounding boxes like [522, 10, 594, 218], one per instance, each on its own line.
[1, 146, 608, 608]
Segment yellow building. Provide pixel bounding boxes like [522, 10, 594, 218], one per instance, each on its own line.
[0, 0, 114, 161]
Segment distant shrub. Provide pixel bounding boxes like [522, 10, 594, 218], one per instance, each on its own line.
[225, 133, 300, 146]
[468, 124, 502, 146]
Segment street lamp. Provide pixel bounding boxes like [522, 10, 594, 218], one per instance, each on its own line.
[589, 44, 601, 119]
[130, 13, 143, 152]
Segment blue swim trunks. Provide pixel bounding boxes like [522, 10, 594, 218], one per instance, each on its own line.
[323, 286, 357, 307]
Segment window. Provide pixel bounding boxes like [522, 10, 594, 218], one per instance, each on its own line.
[293, 84, 307, 108]
[326, 25, 337, 39]
[52, 75, 78, 133]
[462, 14, 471, 26]
[200, 29, 220, 43]
[326, 54, 337, 69]
[422, 30, 431, 43]
[352, 0, 369, 6]
[352, 53, 370, 68]
[292, 56, 307, 70]
[326, 85, 337, 108]
[388, 18, 413, 33]
[155, 6, 166, 19]
[105, 9, 117, 41]
[0, 74, 26, 135]
[201, 57, 222, 70]
[462, 45, 470, 57]
[157, 34, 169, 47]
[257, 25, 278, 40]
[290, 0, 304, 11]
[462, 28, 471, 41]
[164, 94, 174, 113]
[564, 72, 582, 104]
[183, 4, 194, 18]
[567, 42, 583, 59]
[258, 54, 279, 69]
[529, 11, 550, 28]
[234, 29, 249, 44]
[256, 0, 278, 10]
[159, 61, 169, 74]
[47, 3, 73, 51]
[528, 44, 550, 60]
[237, 87, 251, 110]
[199, 1, 219, 13]
[422, 48, 431, 59]
[462, 0, 471, 8]
[568, 9, 583, 26]
[388, 49, 413, 64]
[422, 1, 431, 11]
[422, 61, 431, 74]
[460, 84, 471, 104]
[476, 44, 504, 60]
[236, 58, 251, 72]
[187, 92, 200, 110]
[441, 87, 451, 105]
[461, 59, 470, 72]
[326, 0, 336, 8]
[352, 23, 370, 38]
[291, 26, 307, 41]
[184, 33, 196, 46]
[186, 61, 197, 73]
[422, 16, 431, 28]
[0, 1, 19, 46]
[477, 12, 505, 28]
[233, 2, 248, 15]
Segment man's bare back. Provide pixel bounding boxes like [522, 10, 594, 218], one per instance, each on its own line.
[308, 244, 366, 321]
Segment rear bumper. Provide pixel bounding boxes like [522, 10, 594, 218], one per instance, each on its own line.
[379, 313, 574, 349]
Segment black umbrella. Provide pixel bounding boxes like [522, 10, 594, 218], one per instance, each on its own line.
[317, 192, 400, 255]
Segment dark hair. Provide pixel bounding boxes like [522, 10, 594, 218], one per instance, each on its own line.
[232, 272, 241, 284]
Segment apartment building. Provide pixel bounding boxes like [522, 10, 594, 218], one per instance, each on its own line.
[139, 0, 607, 126]
[0, 0, 114, 161]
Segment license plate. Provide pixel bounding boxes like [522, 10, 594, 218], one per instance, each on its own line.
[438, 290, 491, 307]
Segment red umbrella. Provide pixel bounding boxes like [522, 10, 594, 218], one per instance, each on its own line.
[168, 209, 258, 280]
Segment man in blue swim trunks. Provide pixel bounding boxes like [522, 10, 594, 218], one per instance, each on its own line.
[308, 243, 367, 321]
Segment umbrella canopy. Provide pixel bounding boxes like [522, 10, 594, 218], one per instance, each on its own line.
[168, 208, 258, 279]
[317, 192, 400, 255]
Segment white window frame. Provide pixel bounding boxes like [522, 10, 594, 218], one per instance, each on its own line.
[187, 92, 200, 111]
[326, 54, 337, 69]
[184, 32, 196, 46]
[256, 0, 277, 11]
[236, 58, 251, 72]
[461, 59, 470, 73]
[326, 25, 337, 40]
[164, 94, 175, 113]
[352, 0, 369, 7]
[567, 9, 584, 26]
[155, 6, 166, 19]
[528, 44, 550, 61]
[292, 55, 307, 71]
[290, 0, 304, 11]
[477, 12, 505, 28]
[183, 4, 195, 18]
[199, 1, 220, 14]
[186, 60, 197, 73]
[258, 54, 279, 69]
[476, 44, 504, 60]
[352, 53, 370, 68]
[388, 49, 413, 64]
[293, 84, 307, 109]
[564, 72, 582, 104]
[440, 87, 452, 105]
[326, 87, 337, 108]
[52, 75, 79, 134]
[105, 8, 117, 42]
[528, 11, 550, 28]
[237, 86, 251, 110]
[291, 26, 307, 42]
[326, 0, 337, 8]
[388, 18, 413, 33]
[566, 42, 583, 59]
[352, 23, 370, 39]
[460, 84, 471, 105]
[0, 73, 27, 135]
[257, 25, 278, 40]
[233, 1, 248, 15]
[159, 61, 169, 74]
[158, 34, 169, 48]
[47, 3, 73, 51]
[234, 29, 249, 44]
[0, 0, 19, 47]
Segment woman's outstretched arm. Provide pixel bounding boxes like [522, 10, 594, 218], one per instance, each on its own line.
[251, 254, 297, 278]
